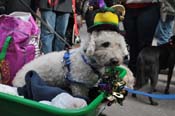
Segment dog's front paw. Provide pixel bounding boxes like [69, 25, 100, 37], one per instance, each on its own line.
[164, 90, 170, 94]
[150, 101, 158, 106]
[132, 93, 137, 98]
[149, 97, 158, 106]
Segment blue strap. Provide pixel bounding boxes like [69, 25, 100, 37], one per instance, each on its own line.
[125, 87, 175, 100]
[63, 51, 93, 87]
[81, 54, 101, 78]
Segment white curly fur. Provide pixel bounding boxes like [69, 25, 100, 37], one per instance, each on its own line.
[120, 65, 135, 89]
[12, 30, 130, 97]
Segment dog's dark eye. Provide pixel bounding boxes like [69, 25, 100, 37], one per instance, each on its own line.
[101, 42, 110, 48]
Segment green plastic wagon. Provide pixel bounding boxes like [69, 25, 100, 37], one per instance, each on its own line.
[0, 92, 106, 116]
[0, 66, 126, 116]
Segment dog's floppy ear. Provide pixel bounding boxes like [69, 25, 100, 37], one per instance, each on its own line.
[119, 35, 128, 56]
[86, 31, 96, 56]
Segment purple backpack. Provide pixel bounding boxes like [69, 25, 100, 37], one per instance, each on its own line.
[0, 12, 40, 85]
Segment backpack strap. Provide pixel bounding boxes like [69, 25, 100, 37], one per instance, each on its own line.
[0, 36, 12, 61]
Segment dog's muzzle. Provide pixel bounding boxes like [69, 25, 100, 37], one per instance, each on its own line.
[104, 58, 120, 67]
[110, 58, 119, 66]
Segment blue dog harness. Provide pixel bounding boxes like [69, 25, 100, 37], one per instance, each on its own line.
[63, 50, 101, 87]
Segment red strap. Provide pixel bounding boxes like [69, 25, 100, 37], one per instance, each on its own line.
[125, 3, 158, 9]
[48, 0, 59, 7]
[72, 0, 79, 36]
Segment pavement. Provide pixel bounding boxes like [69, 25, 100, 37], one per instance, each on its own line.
[104, 73, 175, 116]
[79, 24, 175, 116]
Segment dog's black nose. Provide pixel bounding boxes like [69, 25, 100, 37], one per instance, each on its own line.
[110, 58, 119, 65]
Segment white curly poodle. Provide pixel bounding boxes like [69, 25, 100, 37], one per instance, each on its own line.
[12, 30, 130, 98]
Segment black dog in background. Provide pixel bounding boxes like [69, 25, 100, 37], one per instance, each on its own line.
[134, 35, 175, 105]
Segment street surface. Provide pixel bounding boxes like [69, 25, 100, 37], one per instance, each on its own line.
[104, 73, 175, 116]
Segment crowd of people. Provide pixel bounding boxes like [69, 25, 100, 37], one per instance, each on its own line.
[0, 0, 175, 82]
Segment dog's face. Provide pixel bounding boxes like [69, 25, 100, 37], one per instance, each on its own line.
[86, 30, 128, 67]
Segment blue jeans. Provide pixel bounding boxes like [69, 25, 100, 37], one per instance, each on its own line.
[155, 15, 175, 45]
[40, 10, 70, 54]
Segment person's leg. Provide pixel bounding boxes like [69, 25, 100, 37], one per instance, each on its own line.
[123, 8, 138, 75]
[137, 4, 160, 52]
[155, 15, 175, 45]
[54, 12, 70, 51]
[40, 10, 56, 54]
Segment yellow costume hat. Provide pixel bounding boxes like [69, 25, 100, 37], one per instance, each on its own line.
[88, 6, 125, 33]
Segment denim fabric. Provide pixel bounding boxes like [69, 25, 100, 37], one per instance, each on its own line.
[123, 4, 160, 75]
[53, 13, 70, 51]
[18, 71, 66, 101]
[155, 15, 175, 45]
[40, 10, 70, 54]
